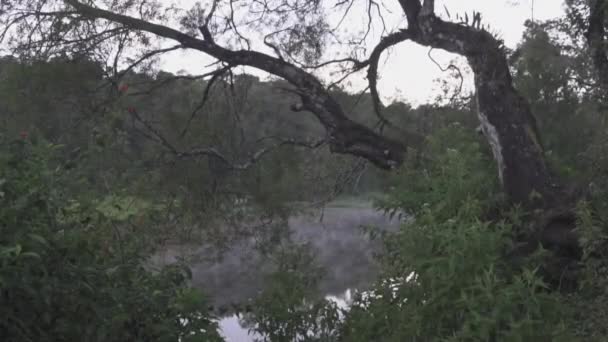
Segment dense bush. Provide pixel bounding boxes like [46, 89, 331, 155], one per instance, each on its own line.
[242, 243, 343, 341]
[336, 124, 573, 341]
[0, 136, 222, 341]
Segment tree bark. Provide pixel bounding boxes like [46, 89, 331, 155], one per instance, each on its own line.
[398, 2, 562, 208]
[587, 0, 608, 99]
[398, 2, 581, 288]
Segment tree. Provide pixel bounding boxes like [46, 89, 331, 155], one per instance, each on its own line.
[581, 0, 608, 96]
[0, 0, 583, 279]
[565, 0, 608, 99]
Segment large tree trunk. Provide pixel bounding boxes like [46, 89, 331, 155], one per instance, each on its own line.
[398, 0, 581, 288]
[468, 38, 559, 208]
[402, 3, 561, 208]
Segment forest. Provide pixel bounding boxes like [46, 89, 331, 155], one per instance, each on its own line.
[2, 0, 608, 341]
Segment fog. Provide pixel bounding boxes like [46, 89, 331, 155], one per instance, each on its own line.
[152, 204, 401, 310]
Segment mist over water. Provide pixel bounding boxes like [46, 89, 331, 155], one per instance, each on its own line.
[153, 203, 401, 340]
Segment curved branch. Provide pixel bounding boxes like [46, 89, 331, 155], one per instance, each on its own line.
[178, 138, 326, 171]
[263, 28, 288, 60]
[427, 48, 464, 103]
[179, 64, 233, 138]
[302, 57, 362, 70]
[227, 0, 251, 50]
[366, 29, 413, 129]
[127, 71, 220, 96]
[332, 0, 357, 30]
[64, 0, 406, 169]
[117, 44, 183, 80]
[130, 104, 325, 171]
[204, 0, 218, 26]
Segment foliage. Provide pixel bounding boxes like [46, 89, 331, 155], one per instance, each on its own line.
[568, 199, 608, 338]
[377, 123, 500, 221]
[338, 125, 573, 341]
[0, 137, 222, 341]
[511, 20, 600, 179]
[342, 217, 572, 341]
[510, 26, 608, 341]
[242, 243, 342, 342]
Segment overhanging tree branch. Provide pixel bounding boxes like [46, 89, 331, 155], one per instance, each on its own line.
[179, 64, 233, 138]
[365, 29, 413, 129]
[178, 138, 326, 171]
[64, 0, 406, 169]
[129, 105, 325, 171]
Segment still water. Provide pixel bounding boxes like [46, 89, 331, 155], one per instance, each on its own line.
[218, 289, 354, 341]
[161, 204, 402, 341]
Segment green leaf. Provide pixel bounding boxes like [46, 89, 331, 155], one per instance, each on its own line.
[14, 244, 22, 256]
[19, 252, 41, 259]
[28, 233, 48, 246]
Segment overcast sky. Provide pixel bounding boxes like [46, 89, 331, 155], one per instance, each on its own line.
[159, 0, 566, 105]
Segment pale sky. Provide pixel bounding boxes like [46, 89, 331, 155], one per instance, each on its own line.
[159, 0, 566, 106]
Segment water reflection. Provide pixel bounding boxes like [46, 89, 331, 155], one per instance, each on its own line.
[218, 289, 354, 341]
[167, 205, 404, 340]
[217, 274, 415, 341]
[152, 206, 401, 310]
[219, 315, 259, 341]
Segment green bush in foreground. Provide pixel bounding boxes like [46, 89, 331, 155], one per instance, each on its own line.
[341, 213, 572, 341]
[0, 137, 222, 341]
[338, 125, 572, 341]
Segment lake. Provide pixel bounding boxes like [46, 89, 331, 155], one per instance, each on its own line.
[152, 202, 401, 340]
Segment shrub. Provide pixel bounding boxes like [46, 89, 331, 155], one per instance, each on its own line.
[340, 124, 573, 341]
[0, 137, 222, 341]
